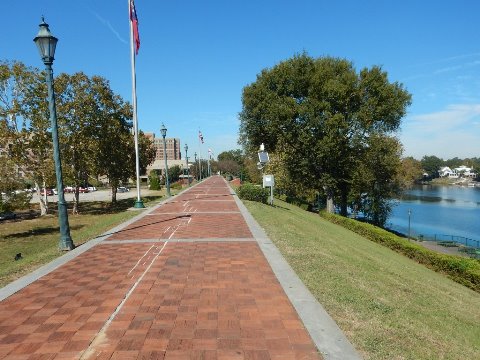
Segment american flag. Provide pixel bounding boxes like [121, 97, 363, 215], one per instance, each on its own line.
[130, 0, 140, 55]
[198, 131, 204, 144]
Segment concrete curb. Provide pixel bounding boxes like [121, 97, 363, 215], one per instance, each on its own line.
[228, 180, 362, 360]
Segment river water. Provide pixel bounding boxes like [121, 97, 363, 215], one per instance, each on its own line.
[386, 185, 480, 247]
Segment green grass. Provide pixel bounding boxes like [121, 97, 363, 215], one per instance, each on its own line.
[243, 199, 480, 360]
[0, 194, 165, 288]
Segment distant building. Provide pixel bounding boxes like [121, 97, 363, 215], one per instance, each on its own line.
[438, 166, 456, 178]
[144, 132, 188, 174]
[438, 165, 477, 178]
[144, 132, 181, 161]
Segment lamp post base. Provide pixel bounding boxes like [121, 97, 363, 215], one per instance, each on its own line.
[59, 238, 75, 251]
[134, 200, 145, 208]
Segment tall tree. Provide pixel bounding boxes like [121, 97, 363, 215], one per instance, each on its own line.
[0, 61, 55, 215]
[421, 155, 444, 178]
[239, 53, 411, 218]
[398, 156, 423, 187]
[90, 76, 134, 203]
[55, 72, 98, 214]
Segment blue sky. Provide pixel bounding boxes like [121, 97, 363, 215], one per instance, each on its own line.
[4, 0, 480, 160]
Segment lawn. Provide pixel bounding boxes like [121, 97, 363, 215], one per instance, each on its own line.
[243, 199, 480, 360]
[0, 194, 165, 288]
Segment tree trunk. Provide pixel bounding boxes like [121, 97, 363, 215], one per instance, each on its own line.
[111, 186, 117, 204]
[36, 180, 48, 215]
[72, 187, 79, 215]
[324, 186, 335, 213]
[340, 191, 348, 217]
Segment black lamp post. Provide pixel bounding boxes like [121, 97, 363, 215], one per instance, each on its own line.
[194, 152, 197, 181]
[34, 18, 74, 251]
[184, 144, 190, 186]
[408, 209, 412, 240]
[160, 123, 171, 197]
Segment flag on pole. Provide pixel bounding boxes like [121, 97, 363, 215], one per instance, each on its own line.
[129, 0, 140, 54]
[198, 131, 204, 144]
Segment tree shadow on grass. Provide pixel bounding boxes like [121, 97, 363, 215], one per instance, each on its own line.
[272, 204, 291, 211]
[4, 224, 85, 239]
[77, 196, 164, 215]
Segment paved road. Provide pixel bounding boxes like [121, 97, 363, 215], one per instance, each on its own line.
[30, 188, 157, 204]
[0, 176, 359, 360]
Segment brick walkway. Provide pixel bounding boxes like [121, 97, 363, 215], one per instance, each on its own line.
[0, 176, 321, 359]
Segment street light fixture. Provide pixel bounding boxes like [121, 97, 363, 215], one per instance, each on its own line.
[160, 123, 171, 197]
[34, 18, 74, 251]
[184, 144, 190, 187]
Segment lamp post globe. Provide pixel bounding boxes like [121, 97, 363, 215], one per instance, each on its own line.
[160, 123, 171, 197]
[184, 144, 190, 186]
[34, 18, 74, 251]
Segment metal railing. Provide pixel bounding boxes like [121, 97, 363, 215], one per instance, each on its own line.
[418, 234, 480, 248]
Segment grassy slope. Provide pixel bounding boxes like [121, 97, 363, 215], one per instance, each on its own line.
[243, 199, 480, 360]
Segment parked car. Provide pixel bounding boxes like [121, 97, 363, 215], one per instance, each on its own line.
[64, 186, 74, 193]
[78, 187, 90, 193]
[87, 186, 97, 192]
[0, 212, 17, 221]
[117, 187, 130, 193]
[40, 188, 54, 196]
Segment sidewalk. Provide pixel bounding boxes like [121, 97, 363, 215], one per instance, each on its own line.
[0, 176, 359, 360]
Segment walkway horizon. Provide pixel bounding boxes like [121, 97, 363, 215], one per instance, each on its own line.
[0, 176, 360, 360]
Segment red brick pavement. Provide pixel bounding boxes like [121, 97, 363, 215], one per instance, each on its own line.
[0, 176, 321, 359]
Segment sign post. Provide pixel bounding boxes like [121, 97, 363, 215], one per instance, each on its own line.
[263, 174, 275, 205]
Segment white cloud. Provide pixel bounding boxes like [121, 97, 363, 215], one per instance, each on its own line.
[401, 104, 480, 159]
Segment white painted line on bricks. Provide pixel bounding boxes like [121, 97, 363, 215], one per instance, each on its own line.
[80, 241, 168, 360]
[127, 244, 155, 277]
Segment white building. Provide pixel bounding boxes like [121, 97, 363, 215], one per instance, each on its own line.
[438, 165, 477, 178]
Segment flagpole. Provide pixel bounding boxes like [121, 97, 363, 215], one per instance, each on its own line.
[129, 0, 144, 208]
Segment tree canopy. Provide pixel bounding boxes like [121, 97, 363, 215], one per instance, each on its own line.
[0, 61, 155, 211]
[239, 53, 412, 225]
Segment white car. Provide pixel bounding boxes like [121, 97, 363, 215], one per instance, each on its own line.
[117, 187, 130, 193]
[87, 186, 97, 192]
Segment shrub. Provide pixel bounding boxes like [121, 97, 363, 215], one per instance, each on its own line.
[320, 211, 480, 293]
[237, 183, 269, 204]
[148, 171, 161, 190]
[170, 182, 183, 190]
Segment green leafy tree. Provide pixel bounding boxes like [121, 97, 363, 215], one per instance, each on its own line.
[398, 156, 423, 187]
[0, 61, 55, 215]
[239, 53, 411, 218]
[349, 135, 403, 226]
[54, 72, 99, 213]
[90, 76, 134, 203]
[217, 149, 246, 178]
[148, 170, 161, 190]
[421, 155, 444, 178]
[138, 131, 156, 176]
[168, 165, 182, 183]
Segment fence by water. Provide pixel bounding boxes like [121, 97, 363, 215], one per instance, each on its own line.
[417, 234, 480, 248]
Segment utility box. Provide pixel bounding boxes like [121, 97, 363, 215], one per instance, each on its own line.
[263, 175, 274, 187]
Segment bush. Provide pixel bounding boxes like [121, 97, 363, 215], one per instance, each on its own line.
[148, 171, 161, 190]
[237, 183, 269, 204]
[170, 181, 183, 190]
[320, 211, 480, 293]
